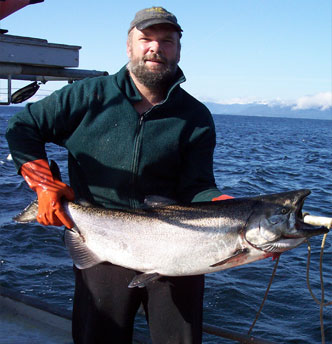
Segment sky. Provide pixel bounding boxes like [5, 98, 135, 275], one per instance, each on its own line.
[1, 0, 331, 109]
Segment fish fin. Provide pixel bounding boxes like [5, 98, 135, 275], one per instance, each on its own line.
[128, 272, 161, 288]
[144, 195, 177, 208]
[210, 248, 250, 267]
[64, 228, 103, 269]
[13, 200, 39, 223]
[75, 198, 94, 207]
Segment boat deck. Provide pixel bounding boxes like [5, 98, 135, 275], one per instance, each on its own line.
[0, 286, 150, 344]
[0, 289, 72, 344]
[1, 286, 279, 344]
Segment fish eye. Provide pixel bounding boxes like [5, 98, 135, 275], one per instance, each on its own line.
[281, 208, 289, 215]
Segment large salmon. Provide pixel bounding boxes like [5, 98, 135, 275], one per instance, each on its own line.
[14, 188, 329, 288]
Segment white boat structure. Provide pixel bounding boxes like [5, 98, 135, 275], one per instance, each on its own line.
[0, 0, 108, 105]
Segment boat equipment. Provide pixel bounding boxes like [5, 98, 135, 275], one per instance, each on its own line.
[0, 1, 108, 105]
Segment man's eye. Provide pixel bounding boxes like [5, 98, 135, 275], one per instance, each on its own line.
[163, 39, 174, 44]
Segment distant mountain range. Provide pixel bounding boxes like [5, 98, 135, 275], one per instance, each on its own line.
[2, 103, 331, 120]
[204, 102, 332, 120]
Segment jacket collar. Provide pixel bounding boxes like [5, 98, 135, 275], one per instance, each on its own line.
[115, 64, 186, 103]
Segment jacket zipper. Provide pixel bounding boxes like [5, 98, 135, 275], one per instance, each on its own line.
[128, 78, 184, 209]
[130, 113, 145, 209]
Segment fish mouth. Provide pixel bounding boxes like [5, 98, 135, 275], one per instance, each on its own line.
[257, 237, 307, 252]
[285, 189, 329, 239]
[285, 223, 329, 238]
[257, 224, 329, 253]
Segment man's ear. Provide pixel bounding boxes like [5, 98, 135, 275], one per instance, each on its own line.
[176, 39, 181, 63]
[126, 39, 132, 59]
[177, 50, 181, 64]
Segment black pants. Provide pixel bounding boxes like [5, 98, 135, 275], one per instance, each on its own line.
[72, 263, 205, 344]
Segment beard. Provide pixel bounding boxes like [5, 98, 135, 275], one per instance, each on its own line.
[127, 53, 178, 90]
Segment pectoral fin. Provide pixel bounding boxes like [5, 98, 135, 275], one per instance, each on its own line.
[64, 228, 103, 269]
[128, 272, 161, 288]
[210, 248, 250, 267]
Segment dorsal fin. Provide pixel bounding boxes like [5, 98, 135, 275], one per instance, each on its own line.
[144, 195, 177, 208]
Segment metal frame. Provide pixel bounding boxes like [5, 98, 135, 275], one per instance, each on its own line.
[0, 74, 12, 105]
[0, 32, 108, 104]
[0, 63, 108, 104]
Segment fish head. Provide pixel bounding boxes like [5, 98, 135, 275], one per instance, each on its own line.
[244, 189, 329, 253]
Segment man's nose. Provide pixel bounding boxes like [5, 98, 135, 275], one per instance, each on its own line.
[149, 40, 161, 53]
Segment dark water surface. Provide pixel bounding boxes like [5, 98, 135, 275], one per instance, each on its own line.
[1, 108, 331, 343]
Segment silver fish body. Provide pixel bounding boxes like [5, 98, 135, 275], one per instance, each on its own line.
[15, 189, 328, 287]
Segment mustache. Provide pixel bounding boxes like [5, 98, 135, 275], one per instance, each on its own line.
[143, 53, 167, 64]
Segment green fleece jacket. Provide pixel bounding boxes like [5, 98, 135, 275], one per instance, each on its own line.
[6, 65, 221, 209]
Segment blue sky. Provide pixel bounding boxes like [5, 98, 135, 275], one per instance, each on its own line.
[1, 0, 331, 108]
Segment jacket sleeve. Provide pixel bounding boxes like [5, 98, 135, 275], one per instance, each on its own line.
[6, 102, 49, 172]
[177, 109, 221, 203]
[6, 81, 93, 173]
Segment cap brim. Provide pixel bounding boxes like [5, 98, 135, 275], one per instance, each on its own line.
[136, 18, 182, 32]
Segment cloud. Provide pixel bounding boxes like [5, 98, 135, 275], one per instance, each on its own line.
[211, 96, 269, 105]
[292, 92, 332, 111]
[208, 92, 332, 111]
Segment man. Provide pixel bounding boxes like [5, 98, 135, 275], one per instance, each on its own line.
[6, 7, 230, 344]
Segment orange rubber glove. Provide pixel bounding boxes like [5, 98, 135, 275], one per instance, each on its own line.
[212, 194, 234, 201]
[20, 159, 75, 228]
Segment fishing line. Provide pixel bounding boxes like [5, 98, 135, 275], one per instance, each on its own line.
[248, 216, 331, 341]
[247, 255, 280, 336]
[306, 234, 332, 344]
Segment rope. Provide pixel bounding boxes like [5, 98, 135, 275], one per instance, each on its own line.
[248, 228, 330, 342]
[248, 255, 280, 336]
[306, 234, 332, 344]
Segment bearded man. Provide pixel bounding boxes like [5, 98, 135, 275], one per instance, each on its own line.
[6, 7, 229, 344]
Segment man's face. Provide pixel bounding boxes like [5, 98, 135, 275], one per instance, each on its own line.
[127, 25, 181, 89]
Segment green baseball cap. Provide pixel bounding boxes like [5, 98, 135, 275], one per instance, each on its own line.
[128, 7, 183, 35]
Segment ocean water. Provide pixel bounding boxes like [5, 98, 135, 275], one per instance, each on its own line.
[0, 107, 331, 343]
